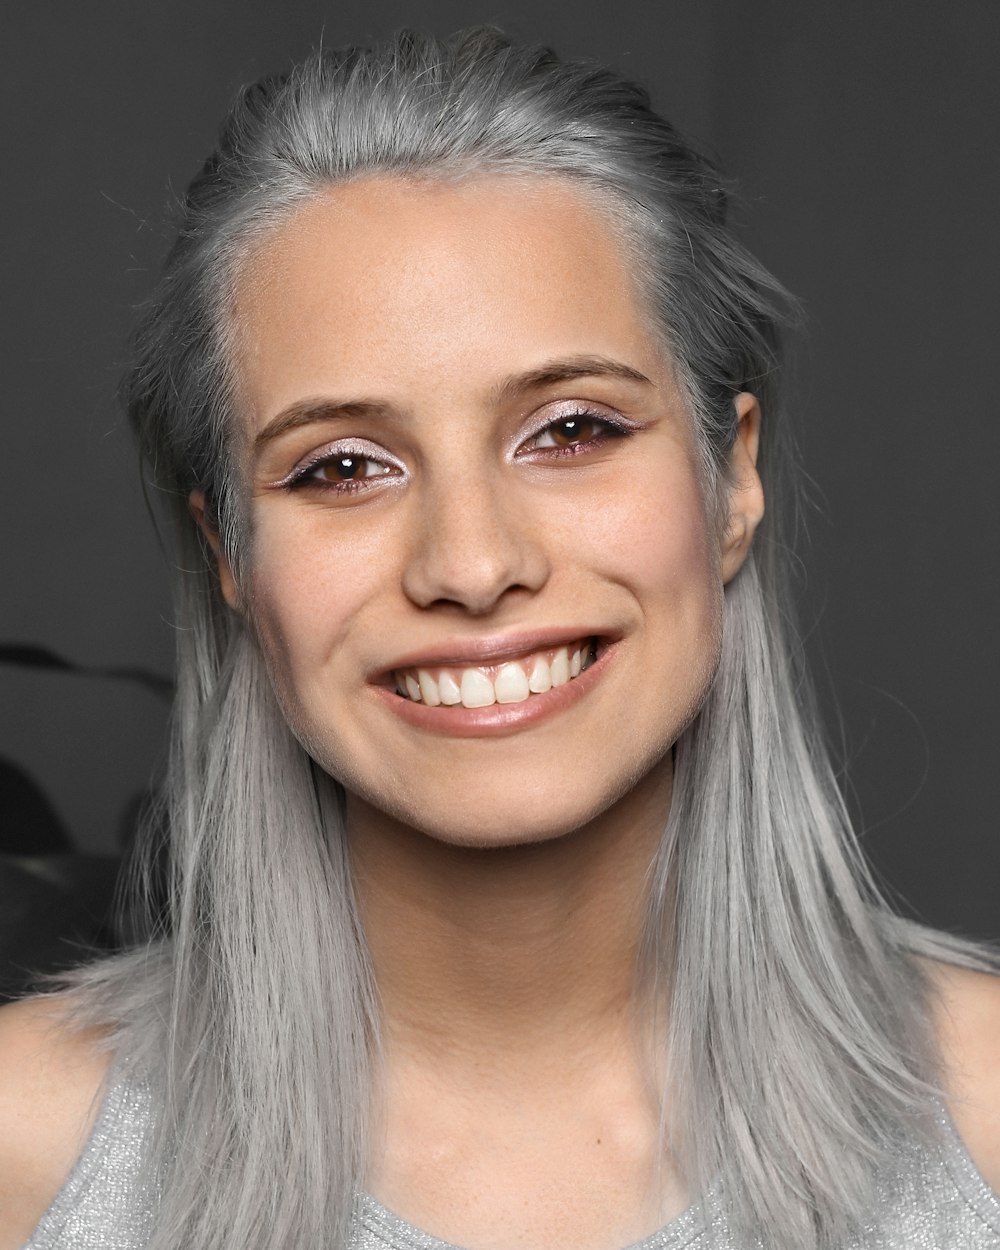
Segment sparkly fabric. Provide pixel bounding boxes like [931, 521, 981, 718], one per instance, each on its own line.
[22, 1064, 159, 1250]
[354, 1119, 1000, 1250]
[23, 1068, 1000, 1249]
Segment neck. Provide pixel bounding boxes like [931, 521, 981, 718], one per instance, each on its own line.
[347, 757, 672, 1068]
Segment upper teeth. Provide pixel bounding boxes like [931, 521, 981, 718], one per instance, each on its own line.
[394, 641, 595, 708]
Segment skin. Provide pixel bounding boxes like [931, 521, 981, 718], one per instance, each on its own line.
[222, 177, 756, 853]
[211, 177, 753, 1242]
[0, 177, 997, 1248]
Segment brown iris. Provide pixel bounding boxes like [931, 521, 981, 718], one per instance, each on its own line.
[549, 416, 598, 446]
[318, 455, 366, 481]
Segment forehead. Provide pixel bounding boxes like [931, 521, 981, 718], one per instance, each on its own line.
[230, 174, 668, 426]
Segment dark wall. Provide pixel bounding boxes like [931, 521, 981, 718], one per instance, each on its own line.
[2, 1, 997, 937]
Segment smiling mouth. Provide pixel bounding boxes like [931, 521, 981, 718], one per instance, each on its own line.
[391, 638, 599, 709]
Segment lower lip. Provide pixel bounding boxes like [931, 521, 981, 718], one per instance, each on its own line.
[371, 643, 616, 738]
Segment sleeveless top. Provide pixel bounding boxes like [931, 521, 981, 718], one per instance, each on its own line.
[22, 1063, 1000, 1250]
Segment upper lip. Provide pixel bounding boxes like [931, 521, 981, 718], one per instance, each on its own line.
[376, 628, 616, 676]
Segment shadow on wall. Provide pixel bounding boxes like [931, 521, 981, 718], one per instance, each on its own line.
[0, 644, 171, 1002]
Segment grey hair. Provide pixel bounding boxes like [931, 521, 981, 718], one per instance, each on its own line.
[64, 26, 994, 1250]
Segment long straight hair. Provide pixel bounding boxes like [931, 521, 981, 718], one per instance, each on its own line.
[66, 28, 994, 1250]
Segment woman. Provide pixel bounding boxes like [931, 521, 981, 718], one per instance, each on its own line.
[1, 27, 998, 1250]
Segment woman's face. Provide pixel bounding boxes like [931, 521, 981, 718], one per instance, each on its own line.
[215, 176, 761, 847]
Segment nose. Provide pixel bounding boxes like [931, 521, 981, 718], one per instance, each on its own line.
[401, 473, 550, 615]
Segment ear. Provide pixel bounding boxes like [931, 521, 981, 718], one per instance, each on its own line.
[189, 490, 240, 610]
[720, 393, 765, 584]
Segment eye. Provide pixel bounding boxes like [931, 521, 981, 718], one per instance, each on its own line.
[518, 408, 636, 459]
[309, 453, 393, 484]
[532, 414, 603, 448]
[278, 440, 404, 494]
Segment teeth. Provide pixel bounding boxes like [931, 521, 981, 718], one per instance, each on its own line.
[395, 639, 598, 706]
[438, 671, 462, 705]
[550, 647, 570, 687]
[494, 663, 530, 704]
[417, 670, 441, 706]
[528, 656, 552, 693]
[460, 668, 496, 708]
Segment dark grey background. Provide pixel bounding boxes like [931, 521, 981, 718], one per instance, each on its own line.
[2, 2, 997, 937]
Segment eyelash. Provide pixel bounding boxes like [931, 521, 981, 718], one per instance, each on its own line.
[518, 409, 635, 459]
[280, 409, 635, 494]
[280, 440, 404, 494]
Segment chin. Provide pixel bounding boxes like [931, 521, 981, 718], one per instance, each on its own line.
[345, 752, 668, 852]
[369, 792, 600, 850]
[410, 815, 586, 851]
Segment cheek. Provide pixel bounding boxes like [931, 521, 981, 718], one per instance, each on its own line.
[243, 509, 390, 721]
[580, 463, 722, 614]
[581, 465, 724, 734]
[620, 498, 714, 588]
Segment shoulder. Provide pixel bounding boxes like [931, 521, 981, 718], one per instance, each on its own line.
[923, 957, 1000, 1193]
[0, 995, 112, 1250]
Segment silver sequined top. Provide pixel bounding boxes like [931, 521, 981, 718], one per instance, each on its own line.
[22, 1064, 1000, 1249]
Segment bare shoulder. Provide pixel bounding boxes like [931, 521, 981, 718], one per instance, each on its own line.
[0, 995, 112, 1250]
[923, 957, 1000, 1193]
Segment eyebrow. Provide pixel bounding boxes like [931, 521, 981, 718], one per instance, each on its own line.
[253, 354, 654, 453]
[254, 399, 391, 453]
